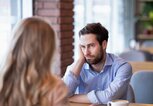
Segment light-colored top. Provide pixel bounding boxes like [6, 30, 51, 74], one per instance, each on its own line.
[63, 53, 132, 104]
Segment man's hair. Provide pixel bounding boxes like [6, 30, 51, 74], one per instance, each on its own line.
[79, 23, 109, 45]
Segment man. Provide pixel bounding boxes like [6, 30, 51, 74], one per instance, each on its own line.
[63, 23, 132, 104]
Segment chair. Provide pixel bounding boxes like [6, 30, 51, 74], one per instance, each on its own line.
[125, 84, 135, 103]
[130, 71, 153, 104]
[119, 50, 153, 61]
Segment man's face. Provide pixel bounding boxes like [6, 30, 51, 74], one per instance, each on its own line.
[80, 34, 106, 65]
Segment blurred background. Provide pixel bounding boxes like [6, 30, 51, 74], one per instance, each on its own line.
[0, 0, 153, 76]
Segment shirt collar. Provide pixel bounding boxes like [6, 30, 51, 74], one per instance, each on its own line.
[104, 53, 113, 66]
[84, 53, 113, 70]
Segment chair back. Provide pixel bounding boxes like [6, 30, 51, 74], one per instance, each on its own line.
[119, 50, 152, 61]
[130, 71, 153, 104]
[125, 84, 135, 103]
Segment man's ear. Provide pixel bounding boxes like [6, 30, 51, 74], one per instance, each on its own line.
[102, 40, 107, 50]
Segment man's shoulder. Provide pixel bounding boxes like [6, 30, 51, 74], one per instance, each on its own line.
[107, 53, 131, 66]
[107, 53, 132, 74]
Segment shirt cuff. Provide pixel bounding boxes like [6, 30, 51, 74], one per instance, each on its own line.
[87, 90, 100, 104]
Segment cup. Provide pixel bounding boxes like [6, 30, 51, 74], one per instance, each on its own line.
[107, 100, 129, 106]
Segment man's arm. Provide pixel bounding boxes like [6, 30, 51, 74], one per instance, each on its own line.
[67, 63, 132, 105]
[86, 62, 132, 104]
[69, 94, 91, 103]
[69, 46, 85, 77]
[63, 46, 85, 96]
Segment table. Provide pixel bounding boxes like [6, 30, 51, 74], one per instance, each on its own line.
[70, 103, 153, 106]
[129, 61, 153, 73]
[139, 47, 153, 54]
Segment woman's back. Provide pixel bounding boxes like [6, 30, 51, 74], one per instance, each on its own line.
[0, 17, 69, 106]
[0, 74, 68, 106]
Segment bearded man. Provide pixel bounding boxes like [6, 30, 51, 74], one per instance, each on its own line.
[63, 23, 132, 105]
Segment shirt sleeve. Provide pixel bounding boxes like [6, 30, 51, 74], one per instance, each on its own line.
[62, 66, 80, 96]
[87, 62, 132, 104]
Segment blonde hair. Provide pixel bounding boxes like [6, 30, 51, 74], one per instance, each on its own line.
[0, 17, 57, 106]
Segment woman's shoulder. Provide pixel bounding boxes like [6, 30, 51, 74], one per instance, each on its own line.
[54, 76, 67, 89]
[39, 74, 69, 106]
[45, 74, 68, 94]
[47, 75, 69, 106]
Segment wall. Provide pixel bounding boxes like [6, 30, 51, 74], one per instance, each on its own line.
[34, 0, 74, 76]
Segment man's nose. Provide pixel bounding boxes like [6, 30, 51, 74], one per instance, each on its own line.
[84, 48, 90, 56]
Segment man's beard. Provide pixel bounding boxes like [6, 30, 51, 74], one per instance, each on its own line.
[85, 53, 103, 65]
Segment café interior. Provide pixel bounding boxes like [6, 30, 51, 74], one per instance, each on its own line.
[0, 0, 153, 106]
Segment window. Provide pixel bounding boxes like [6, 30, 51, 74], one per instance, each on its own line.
[73, 0, 134, 60]
[73, 0, 112, 60]
[0, 0, 32, 66]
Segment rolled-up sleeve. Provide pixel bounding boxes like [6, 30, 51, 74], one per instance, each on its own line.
[63, 66, 80, 96]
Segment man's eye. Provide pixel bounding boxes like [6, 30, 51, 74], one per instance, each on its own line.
[90, 44, 95, 47]
[81, 46, 85, 49]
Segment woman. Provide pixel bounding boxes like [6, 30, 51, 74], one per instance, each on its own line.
[0, 17, 68, 106]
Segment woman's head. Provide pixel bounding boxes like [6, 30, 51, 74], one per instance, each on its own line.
[12, 17, 55, 73]
[0, 17, 56, 106]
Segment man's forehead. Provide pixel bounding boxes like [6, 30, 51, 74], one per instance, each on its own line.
[80, 34, 96, 40]
[79, 35, 98, 45]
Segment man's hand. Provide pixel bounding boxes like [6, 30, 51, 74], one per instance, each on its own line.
[78, 45, 85, 62]
[70, 45, 85, 77]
